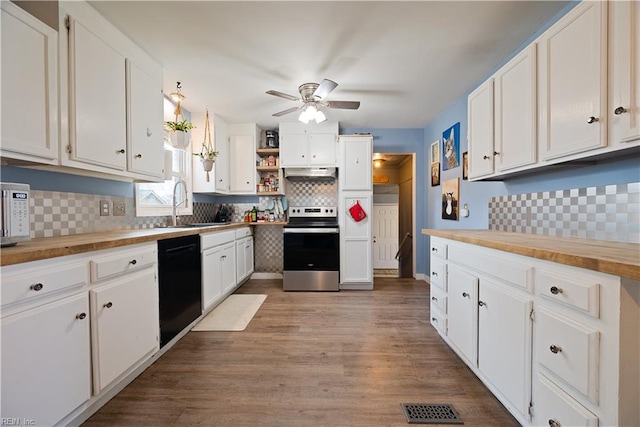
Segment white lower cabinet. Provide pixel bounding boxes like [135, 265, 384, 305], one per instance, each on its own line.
[220, 242, 237, 294]
[1, 292, 91, 426]
[236, 235, 254, 284]
[428, 236, 639, 426]
[90, 268, 159, 394]
[202, 245, 224, 310]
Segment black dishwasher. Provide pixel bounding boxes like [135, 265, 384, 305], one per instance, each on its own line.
[158, 235, 201, 348]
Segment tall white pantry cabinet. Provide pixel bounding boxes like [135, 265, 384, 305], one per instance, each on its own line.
[338, 135, 374, 289]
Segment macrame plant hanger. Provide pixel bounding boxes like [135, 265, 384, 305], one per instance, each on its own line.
[200, 108, 215, 181]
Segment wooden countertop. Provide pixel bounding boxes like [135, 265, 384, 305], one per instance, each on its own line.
[0, 222, 267, 267]
[422, 229, 640, 281]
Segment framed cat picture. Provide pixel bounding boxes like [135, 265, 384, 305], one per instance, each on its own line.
[442, 122, 460, 171]
[441, 178, 459, 220]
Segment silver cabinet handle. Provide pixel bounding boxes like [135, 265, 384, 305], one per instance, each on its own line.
[550, 286, 562, 295]
[478, 301, 486, 307]
[135, 154, 143, 159]
[431, 247, 437, 252]
[431, 317, 438, 323]
[431, 271, 438, 277]
[614, 106, 627, 115]
[462, 292, 469, 298]
[548, 419, 561, 427]
[431, 296, 438, 302]
[550, 345, 562, 354]
[129, 259, 137, 265]
[117, 149, 125, 154]
[30, 283, 44, 291]
[103, 302, 113, 309]
[493, 151, 500, 156]
[587, 116, 599, 124]
[483, 155, 490, 160]
[76, 312, 87, 320]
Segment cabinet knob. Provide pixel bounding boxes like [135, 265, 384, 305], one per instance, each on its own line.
[135, 154, 143, 159]
[30, 283, 44, 291]
[146, 127, 153, 137]
[462, 292, 469, 298]
[301, 155, 305, 158]
[117, 149, 125, 154]
[431, 317, 438, 323]
[493, 151, 499, 156]
[129, 259, 137, 265]
[103, 302, 113, 309]
[431, 296, 438, 302]
[478, 301, 486, 307]
[431, 247, 437, 252]
[550, 286, 562, 295]
[76, 312, 87, 320]
[549, 345, 562, 354]
[483, 155, 490, 160]
[431, 271, 438, 277]
[614, 106, 628, 115]
[548, 419, 561, 427]
[587, 116, 599, 124]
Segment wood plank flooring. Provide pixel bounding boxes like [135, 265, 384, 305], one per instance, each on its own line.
[83, 278, 519, 426]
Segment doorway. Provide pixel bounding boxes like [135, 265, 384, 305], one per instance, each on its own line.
[372, 153, 415, 278]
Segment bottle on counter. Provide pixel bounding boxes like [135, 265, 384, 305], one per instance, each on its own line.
[251, 206, 257, 222]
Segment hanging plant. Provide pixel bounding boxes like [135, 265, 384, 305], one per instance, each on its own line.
[193, 109, 218, 179]
[165, 82, 194, 149]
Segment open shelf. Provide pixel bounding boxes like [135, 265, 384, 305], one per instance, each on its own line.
[256, 148, 280, 155]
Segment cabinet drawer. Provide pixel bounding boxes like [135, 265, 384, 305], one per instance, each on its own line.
[430, 238, 448, 259]
[536, 269, 600, 318]
[1, 261, 87, 308]
[430, 307, 447, 335]
[90, 245, 156, 283]
[536, 374, 598, 427]
[537, 307, 600, 404]
[448, 244, 532, 291]
[201, 230, 236, 249]
[430, 285, 447, 314]
[429, 257, 447, 291]
[235, 227, 252, 239]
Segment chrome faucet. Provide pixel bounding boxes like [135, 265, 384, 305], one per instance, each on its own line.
[171, 178, 188, 226]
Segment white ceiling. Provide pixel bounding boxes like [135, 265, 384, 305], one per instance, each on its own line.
[89, 0, 569, 130]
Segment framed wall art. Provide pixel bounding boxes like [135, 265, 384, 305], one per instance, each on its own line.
[442, 122, 460, 171]
[430, 140, 440, 164]
[441, 178, 459, 220]
[462, 151, 469, 180]
[431, 162, 440, 186]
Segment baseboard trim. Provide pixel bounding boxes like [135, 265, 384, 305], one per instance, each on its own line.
[250, 272, 283, 279]
[415, 273, 429, 283]
[340, 283, 374, 291]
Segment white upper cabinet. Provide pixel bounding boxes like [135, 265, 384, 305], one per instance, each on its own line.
[127, 60, 164, 179]
[214, 115, 230, 193]
[538, 1, 608, 160]
[279, 121, 339, 167]
[228, 123, 260, 194]
[59, 1, 164, 182]
[1, 2, 58, 164]
[494, 44, 537, 172]
[339, 135, 373, 191]
[468, 79, 495, 179]
[68, 17, 127, 170]
[609, 0, 640, 147]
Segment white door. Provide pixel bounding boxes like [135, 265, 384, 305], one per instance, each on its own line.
[373, 204, 399, 269]
[279, 133, 308, 166]
[202, 246, 223, 310]
[468, 78, 495, 178]
[213, 115, 230, 193]
[221, 242, 237, 294]
[447, 266, 478, 368]
[230, 134, 256, 193]
[340, 136, 372, 191]
[308, 133, 337, 166]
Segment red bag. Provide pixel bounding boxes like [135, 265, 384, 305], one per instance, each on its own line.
[348, 201, 367, 222]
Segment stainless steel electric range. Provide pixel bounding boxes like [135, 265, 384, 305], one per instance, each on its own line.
[283, 206, 339, 291]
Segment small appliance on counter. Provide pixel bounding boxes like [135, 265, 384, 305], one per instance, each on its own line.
[213, 204, 232, 223]
[1, 182, 31, 247]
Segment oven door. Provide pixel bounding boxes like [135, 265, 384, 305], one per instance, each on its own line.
[283, 228, 339, 271]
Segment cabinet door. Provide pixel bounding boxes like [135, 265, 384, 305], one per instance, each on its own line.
[221, 242, 237, 294]
[69, 18, 127, 170]
[495, 44, 537, 172]
[244, 236, 254, 277]
[468, 78, 495, 179]
[1, 2, 58, 163]
[539, 1, 607, 160]
[309, 133, 337, 166]
[127, 60, 164, 179]
[236, 239, 247, 283]
[202, 246, 223, 310]
[90, 269, 159, 394]
[478, 279, 533, 419]
[340, 136, 373, 190]
[230, 134, 257, 193]
[609, 0, 640, 146]
[1, 293, 91, 426]
[447, 266, 478, 368]
[280, 133, 308, 166]
[207, 114, 229, 193]
[340, 194, 373, 284]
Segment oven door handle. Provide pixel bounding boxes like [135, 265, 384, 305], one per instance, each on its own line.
[283, 228, 339, 234]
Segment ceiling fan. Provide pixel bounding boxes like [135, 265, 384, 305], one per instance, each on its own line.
[266, 79, 360, 123]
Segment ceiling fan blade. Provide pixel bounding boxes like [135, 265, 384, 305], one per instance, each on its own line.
[313, 79, 338, 99]
[272, 105, 303, 117]
[266, 90, 299, 101]
[324, 100, 360, 110]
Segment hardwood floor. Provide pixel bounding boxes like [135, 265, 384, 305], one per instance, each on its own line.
[84, 278, 519, 426]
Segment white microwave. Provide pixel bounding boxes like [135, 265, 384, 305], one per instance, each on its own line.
[1, 182, 31, 247]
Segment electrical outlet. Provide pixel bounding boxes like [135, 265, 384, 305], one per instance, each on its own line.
[100, 200, 110, 216]
[113, 200, 126, 216]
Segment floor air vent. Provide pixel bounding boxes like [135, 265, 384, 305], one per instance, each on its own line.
[401, 403, 463, 424]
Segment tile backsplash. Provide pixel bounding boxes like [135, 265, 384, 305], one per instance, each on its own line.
[489, 182, 639, 243]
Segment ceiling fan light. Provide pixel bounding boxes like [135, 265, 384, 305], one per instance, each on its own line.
[298, 109, 311, 124]
[315, 109, 326, 123]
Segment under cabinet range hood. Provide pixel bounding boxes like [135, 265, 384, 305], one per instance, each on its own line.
[285, 167, 336, 182]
